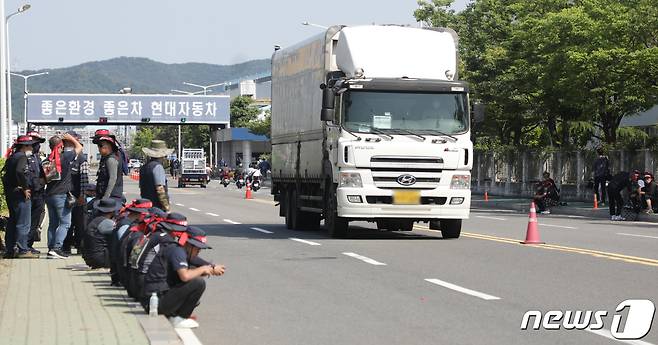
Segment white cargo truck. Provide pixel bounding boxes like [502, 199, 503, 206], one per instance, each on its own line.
[271, 25, 482, 238]
[178, 148, 208, 188]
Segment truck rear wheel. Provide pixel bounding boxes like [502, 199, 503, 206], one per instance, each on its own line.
[440, 219, 462, 239]
[325, 184, 348, 238]
[284, 188, 293, 229]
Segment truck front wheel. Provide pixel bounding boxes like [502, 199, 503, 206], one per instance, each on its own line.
[440, 219, 462, 239]
[325, 184, 348, 238]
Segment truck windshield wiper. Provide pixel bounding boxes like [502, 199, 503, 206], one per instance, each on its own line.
[388, 128, 426, 141]
[419, 129, 458, 142]
[354, 124, 394, 140]
[340, 126, 363, 141]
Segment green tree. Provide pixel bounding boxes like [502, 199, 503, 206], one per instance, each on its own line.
[130, 127, 155, 158]
[247, 109, 271, 138]
[230, 96, 260, 128]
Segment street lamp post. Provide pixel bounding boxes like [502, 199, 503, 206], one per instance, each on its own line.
[171, 89, 210, 160]
[5, 4, 31, 138]
[181, 81, 230, 168]
[10, 71, 47, 135]
[302, 21, 328, 29]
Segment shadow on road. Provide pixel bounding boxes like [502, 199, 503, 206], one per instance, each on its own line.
[197, 222, 445, 241]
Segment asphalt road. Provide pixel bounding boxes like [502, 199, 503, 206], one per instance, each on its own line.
[123, 179, 658, 345]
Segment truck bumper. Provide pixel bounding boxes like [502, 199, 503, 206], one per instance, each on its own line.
[336, 187, 470, 220]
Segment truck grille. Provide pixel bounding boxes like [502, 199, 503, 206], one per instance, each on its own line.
[370, 156, 443, 189]
[365, 196, 447, 205]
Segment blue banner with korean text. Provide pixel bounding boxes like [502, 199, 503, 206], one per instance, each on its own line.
[26, 93, 230, 124]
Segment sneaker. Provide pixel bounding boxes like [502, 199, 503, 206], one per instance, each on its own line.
[611, 215, 619, 221]
[16, 250, 39, 259]
[541, 211, 551, 215]
[47, 250, 68, 259]
[28, 247, 41, 255]
[2, 250, 16, 259]
[168, 316, 199, 329]
[618, 216, 626, 221]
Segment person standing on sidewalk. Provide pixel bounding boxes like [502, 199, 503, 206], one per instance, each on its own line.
[2, 135, 39, 259]
[45, 133, 83, 259]
[63, 131, 89, 254]
[95, 136, 124, 202]
[607, 171, 634, 221]
[592, 148, 610, 206]
[139, 140, 173, 212]
[26, 131, 47, 254]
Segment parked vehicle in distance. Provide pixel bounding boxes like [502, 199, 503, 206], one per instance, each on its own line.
[128, 159, 142, 169]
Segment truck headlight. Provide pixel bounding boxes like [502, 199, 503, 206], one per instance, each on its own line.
[450, 175, 471, 189]
[340, 172, 363, 188]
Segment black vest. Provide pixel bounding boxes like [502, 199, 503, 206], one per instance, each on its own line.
[82, 216, 111, 269]
[97, 154, 123, 199]
[2, 152, 31, 192]
[143, 233, 179, 296]
[139, 160, 168, 209]
[27, 154, 44, 193]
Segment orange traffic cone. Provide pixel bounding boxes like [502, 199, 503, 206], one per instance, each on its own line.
[593, 193, 598, 209]
[484, 191, 489, 201]
[245, 182, 252, 199]
[521, 201, 544, 244]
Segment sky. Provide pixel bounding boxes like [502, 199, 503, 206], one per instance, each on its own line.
[5, 0, 470, 71]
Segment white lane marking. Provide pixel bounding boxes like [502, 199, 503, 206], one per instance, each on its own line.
[189, 207, 200, 212]
[475, 216, 507, 221]
[205, 212, 219, 217]
[289, 238, 321, 246]
[251, 227, 273, 234]
[223, 219, 241, 225]
[538, 223, 577, 229]
[175, 203, 184, 206]
[617, 232, 658, 240]
[342, 252, 387, 266]
[175, 328, 204, 345]
[424, 278, 501, 301]
[585, 328, 655, 345]
[566, 215, 586, 219]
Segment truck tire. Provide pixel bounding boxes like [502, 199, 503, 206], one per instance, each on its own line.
[325, 184, 348, 238]
[399, 220, 414, 232]
[440, 219, 462, 239]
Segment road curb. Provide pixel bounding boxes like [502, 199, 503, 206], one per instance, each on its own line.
[472, 200, 658, 223]
[137, 315, 184, 345]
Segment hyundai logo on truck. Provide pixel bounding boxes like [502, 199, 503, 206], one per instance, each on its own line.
[396, 174, 417, 186]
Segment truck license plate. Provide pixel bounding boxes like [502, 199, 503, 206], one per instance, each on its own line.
[393, 190, 420, 205]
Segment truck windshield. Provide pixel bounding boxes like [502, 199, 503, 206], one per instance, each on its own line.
[342, 91, 469, 135]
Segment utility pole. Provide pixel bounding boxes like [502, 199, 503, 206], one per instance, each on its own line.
[181, 81, 229, 168]
[0, 0, 8, 153]
[10, 71, 47, 135]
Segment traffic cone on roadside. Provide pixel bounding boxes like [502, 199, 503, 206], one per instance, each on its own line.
[245, 182, 252, 199]
[593, 193, 598, 209]
[484, 191, 489, 201]
[521, 201, 544, 244]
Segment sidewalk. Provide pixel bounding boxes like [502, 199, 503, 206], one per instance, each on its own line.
[0, 239, 185, 345]
[471, 194, 658, 223]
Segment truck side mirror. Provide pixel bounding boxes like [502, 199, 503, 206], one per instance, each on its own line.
[472, 103, 485, 123]
[321, 108, 335, 122]
[320, 84, 336, 121]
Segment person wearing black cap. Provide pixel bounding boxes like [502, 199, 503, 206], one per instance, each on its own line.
[26, 131, 47, 254]
[109, 199, 153, 286]
[45, 133, 83, 259]
[96, 135, 124, 201]
[120, 207, 167, 294]
[63, 131, 90, 254]
[82, 198, 119, 268]
[143, 225, 224, 328]
[2, 135, 39, 258]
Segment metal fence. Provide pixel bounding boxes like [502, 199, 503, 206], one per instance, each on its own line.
[472, 149, 657, 201]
